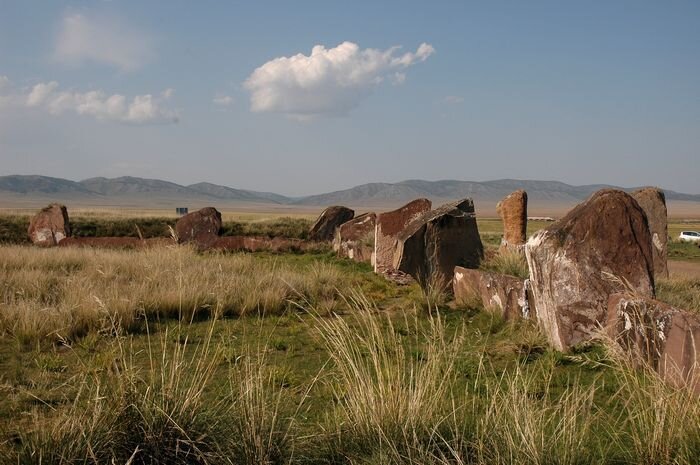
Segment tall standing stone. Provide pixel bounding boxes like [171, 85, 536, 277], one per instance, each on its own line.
[333, 212, 376, 263]
[28, 203, 71, 246]
[394, 199, 484, 287]
[374, 199, 432, 273]
[525, 189, 655, 351]
[497, 190, 527, 252]
[632, 187, 669, 278]
[308, 206, 354, 242]
[175, 207, 222, 248]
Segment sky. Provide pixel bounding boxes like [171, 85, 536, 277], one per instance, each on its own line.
[0, 0, 699, 196]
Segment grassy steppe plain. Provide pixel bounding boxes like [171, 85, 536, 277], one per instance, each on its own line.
[1, 213, 700, 464]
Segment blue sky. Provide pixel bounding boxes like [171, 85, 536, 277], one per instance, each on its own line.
[1, 0, 698, 195]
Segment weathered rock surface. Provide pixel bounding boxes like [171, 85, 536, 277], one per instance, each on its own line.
[28, 203, 71, 246]
[607, 294, 700, 393]
[632, 187, 669, 278]
[333, 213, 376, 263]
[453, 267, 534, 320]
[58, 237, 173, 249]
[374, 199, 432, 273]
[394, 199, 484, 287]
[525, 189, 655, 351]
[496, 190, 527, 252]
[175, 207, 222, 247]
[309, 206, 355, 242]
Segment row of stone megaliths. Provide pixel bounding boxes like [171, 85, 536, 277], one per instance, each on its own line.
[26, 204, 309, 252]
[321, 187, 698, 393]
[313, 198, 484, 286]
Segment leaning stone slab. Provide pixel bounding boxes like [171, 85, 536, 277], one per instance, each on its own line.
[394, 199, 483, 287]
[374, 199, 432, 273]
[607, 294, 700, 394]
[632, 187, 669, 278]
[333, 212, 376, 263]
[497, 190, 527, 252]
[453, 267, 534, 320]
[309, 206, 354, 242]
[525, 189, 655, 351]
[175, 207, 222, 248]
[28, 203, 71, 246]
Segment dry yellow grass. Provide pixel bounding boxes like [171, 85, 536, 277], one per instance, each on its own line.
[0, 245, 346, 343]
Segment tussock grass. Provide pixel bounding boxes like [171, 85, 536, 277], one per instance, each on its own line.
[311, 292, 466, 463]
[603, 339, 700, 465]
[479, 249, 530, 279]
[0, 245, 347, 343]
[474, 365, 599, 465]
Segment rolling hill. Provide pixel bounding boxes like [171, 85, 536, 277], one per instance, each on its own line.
[1, 175, 699, 212]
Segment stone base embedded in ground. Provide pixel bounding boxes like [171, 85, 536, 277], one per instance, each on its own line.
[632, 187, 669, 279]
[497, 190, 527, 252]
[28, 203, 71, 246]
[394, 199, 483, 288]
[374, 199, 432, 273]
[525, 189, 655, 351]
[453, 266, 533, 320]
[309, 206, 354, 242]
[175, 207, 222, 248]
[607, 294, 700, 394]
[333, 212, 376, 263]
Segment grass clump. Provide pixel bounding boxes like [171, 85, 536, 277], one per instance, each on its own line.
[480, 249, 530, 279]
[311, 293, 466, 463]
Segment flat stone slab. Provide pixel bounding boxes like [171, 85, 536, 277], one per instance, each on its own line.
[393, 199, 483, 287]
[333, 212, 376, 263]
[607, 294, 700, 394]
[453, 266, 534, 320]
[374, 199, 432, 273]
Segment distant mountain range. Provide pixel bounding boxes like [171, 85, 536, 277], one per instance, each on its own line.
[1, 175, 699, 207]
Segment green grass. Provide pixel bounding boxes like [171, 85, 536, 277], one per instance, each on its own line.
[0, 214, 312, 244]
[668, 240, 700, 262]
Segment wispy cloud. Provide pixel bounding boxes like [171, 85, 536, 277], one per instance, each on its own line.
[443, 95, 464, 104]
[53, 12, 153, 72]
[244, 41, 435, 119]
[213, 94, 234, 106]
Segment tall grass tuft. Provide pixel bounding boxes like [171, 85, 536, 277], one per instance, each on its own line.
[311, 292, 465, 463]
[479, 249, 529, 279]
[604, 339, 700, 465]
[473, 364, 599, 465]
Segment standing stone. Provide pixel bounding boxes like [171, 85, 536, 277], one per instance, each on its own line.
[525, 189, 655, 351]
[333, 212, 376, 263]
[175, 207, 222, 247]
[374, 199, 432, 273]
[28, 203, 71, 246]
[497, 190, 527, 252]
[308, 206, 354, 242]
[394, 199, 484, 287]
[607, 294, 700, 393]
[632, 187, 669, 278]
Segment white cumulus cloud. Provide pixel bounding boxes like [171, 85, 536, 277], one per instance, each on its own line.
[24, 81, 178, 124]
[244, 41, 435, 118]
[54, 13, 153, 72]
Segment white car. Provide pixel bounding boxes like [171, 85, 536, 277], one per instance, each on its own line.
[679, 231, 700, 243]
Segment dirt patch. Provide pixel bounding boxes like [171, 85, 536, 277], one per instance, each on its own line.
[669, 260, 700, 279]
